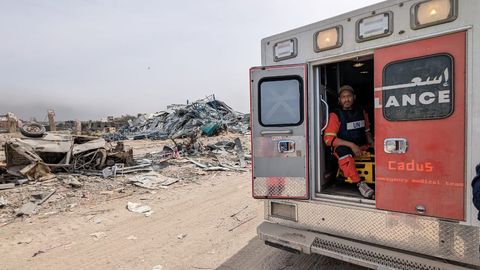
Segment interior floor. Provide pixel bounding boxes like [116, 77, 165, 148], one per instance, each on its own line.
[322, 180, 365, 198]
[319, 55, 375, 199]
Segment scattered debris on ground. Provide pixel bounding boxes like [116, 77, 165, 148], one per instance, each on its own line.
[177, 234, 187, 240]
[89, 231, 107, 241]
[0, 97, 251, 226]
[0, 134, 251, 225]
[126, 201, 153, 216]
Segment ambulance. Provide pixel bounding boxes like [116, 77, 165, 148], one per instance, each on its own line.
[249, 0, 480, 269]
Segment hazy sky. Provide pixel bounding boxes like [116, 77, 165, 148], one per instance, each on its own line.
[0, 0, 383, 121]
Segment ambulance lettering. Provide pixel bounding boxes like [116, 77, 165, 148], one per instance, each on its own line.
[383, 56, 453, 121]
[385, 90, 451, 107]
[388, 160, 433, 172]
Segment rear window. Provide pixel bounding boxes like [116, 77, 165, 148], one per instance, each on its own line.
[258, 76, 303, 126]
[382, 54, 453, 121]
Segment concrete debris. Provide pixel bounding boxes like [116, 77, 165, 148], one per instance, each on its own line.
[128, 173, 179, 190]
[152, 265, 163, 270]
[106, 96, 249, 141]
[14, 189, 56, 217]
[90, 231, 107, 241]
[16, 178, 29, 185]
[177, 234, 187, 240]
[60, 175, 83, 188]
[127, 235, 138, 240]
[126, 201, 153, 216]
[0, 196, 7, 207]
[0, 183, 15, 190]
[206, 140, 236, 151]
[16, 202, 37, 216]
[234, 138, 246, 168]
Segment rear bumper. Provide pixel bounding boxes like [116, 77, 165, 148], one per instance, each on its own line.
[257, 222, 476, 270]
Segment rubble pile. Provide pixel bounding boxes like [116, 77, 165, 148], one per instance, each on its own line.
[107, 98, 249, 141]
[0, 130, 251, 225]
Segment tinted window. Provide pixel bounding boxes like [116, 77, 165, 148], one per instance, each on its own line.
[259, 77, 303, 126]
[382, 54, 453, 121]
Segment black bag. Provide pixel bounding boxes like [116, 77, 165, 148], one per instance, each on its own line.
[472, 164, 480, 220]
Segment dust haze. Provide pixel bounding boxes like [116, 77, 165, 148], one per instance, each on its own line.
[0, 0, 383, 120]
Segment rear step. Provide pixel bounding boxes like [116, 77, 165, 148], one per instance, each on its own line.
[265, 240, 301, 254]
[258, 222, 476, 270]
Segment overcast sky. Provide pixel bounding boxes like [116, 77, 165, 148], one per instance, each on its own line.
[0, 0, 383, 121]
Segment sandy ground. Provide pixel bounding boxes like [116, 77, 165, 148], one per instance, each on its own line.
[0, 135, 366, 270]
[0, 170, 263, 270]
[0, 171, 367, 270]
[218, 237, 366, 270]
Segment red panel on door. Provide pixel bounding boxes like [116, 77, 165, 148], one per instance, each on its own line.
[374, 32, 465, 220]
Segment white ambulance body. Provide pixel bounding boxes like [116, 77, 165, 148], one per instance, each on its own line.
[250, 0, 480, 269]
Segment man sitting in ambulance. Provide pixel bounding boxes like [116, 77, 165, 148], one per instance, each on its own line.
[323, 85, 375, 199]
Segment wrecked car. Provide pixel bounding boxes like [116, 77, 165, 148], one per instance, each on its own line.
[5, 132, 134, 180]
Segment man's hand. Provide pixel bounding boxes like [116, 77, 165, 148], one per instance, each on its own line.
[350, 143, 364, 156]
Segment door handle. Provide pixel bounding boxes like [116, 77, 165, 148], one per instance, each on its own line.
[416, 205, 426, 214]
[320, 98, 329, 132]
[384, 138, 408, 154]
[260, 130, 293, 136]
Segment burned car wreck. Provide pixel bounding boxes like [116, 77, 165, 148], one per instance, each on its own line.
[5, 132, 134, 180]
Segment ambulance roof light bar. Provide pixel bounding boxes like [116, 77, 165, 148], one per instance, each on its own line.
[273, 38, 298, 62]
[314, 26, 343, 52]
[411, 0, 457, 30]
[356, 12, 393, 42]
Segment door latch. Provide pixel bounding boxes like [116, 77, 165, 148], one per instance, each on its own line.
[278, 140, 295, 153]
[416, 205, 426, 214]
[384, 138, 408, 154]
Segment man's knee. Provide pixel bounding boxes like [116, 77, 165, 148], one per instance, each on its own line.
[335, 146, 353, 158]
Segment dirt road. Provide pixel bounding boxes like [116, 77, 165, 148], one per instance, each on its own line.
[1, 170, 366, 270]
[218, 237, 366, 270]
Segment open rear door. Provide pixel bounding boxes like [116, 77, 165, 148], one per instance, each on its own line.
[250, 64, 309, 199]
[374, 32, 465, 220]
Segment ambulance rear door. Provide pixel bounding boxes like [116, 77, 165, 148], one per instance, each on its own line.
[374, 32, 466, 220]
[250, 64, 309, 199]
